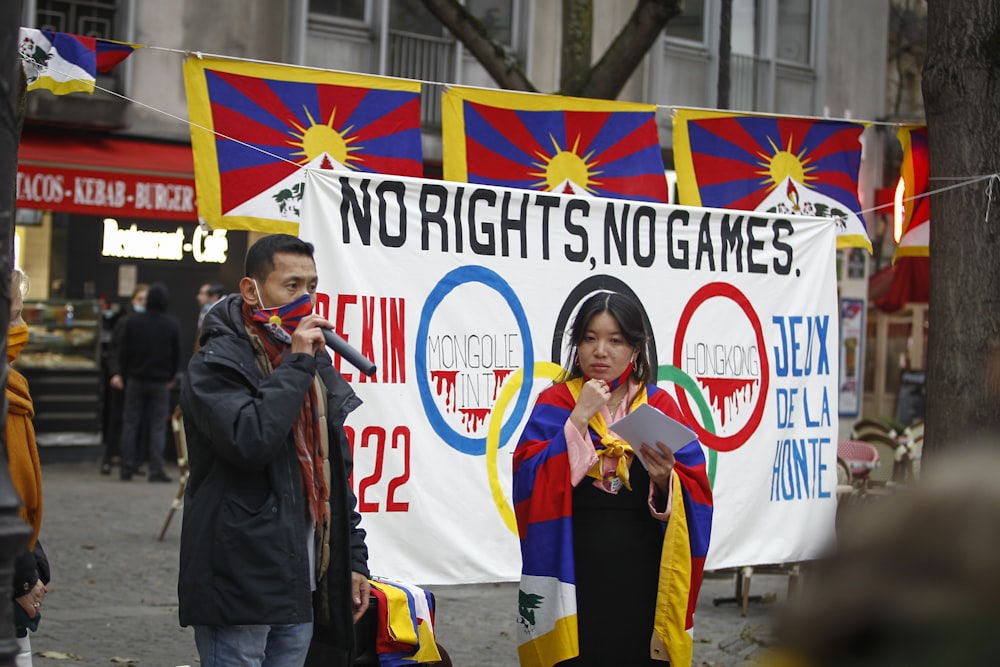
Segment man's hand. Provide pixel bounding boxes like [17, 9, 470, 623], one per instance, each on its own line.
[351, 572, 371, 623]
[110, 374, 124, 390]
[290, 314, 335, 356]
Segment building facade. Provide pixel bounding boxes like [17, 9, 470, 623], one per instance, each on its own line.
[16, 0, 891, 440]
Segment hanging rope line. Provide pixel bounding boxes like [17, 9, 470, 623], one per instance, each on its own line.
[18, 45, 1000, 213]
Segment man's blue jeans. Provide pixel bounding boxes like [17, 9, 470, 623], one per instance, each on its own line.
[194, 623, 313, 667]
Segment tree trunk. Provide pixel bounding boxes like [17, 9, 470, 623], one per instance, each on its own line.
[717, 0, 732, 109]
[419, 0, 535, 91]
[922, 0, 1000, 457]
[560, 0, 592, 95]
[569, 0, 682, 99]
[422, 0, 680, 100]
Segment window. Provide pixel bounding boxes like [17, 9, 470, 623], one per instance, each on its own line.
[35, 0, 121, 39]
[776, 0, 811, 63]
[664, 0, 706, 44]
[390, 0, 446, 36]
[467, 0, 514, 45]
[309, 0, 366, 23]
[731, 0, 759, 56]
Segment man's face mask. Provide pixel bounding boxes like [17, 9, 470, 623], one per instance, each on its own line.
[251, 281, 314, 345]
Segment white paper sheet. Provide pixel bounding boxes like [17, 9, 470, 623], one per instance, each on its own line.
[609, 403, 697, 468]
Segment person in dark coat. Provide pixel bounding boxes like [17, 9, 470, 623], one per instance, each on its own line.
[178, 234, 369, 667]
[115, 281, 181, 482]
[102, 283, 149, 475]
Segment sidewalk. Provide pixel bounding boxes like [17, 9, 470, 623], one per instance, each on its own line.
[29, 461, 788, 666]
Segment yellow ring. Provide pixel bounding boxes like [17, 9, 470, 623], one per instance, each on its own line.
[486, 361, 564, 535]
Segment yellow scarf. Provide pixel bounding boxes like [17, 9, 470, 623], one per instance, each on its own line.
[6, 323, 42, 549]
[566, 378, 647, 492]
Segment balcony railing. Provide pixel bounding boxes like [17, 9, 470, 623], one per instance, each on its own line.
[729, 53, 767, 111]
[387, 29, 455, 127]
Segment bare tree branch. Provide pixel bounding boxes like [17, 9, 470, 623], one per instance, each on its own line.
[419, 0, 536, 92]
[569, 0, 682, 99]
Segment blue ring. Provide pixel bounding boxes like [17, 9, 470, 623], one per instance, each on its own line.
[416, 266, 534, 456]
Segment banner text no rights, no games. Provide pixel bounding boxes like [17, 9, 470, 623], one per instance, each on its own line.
[333, 176, 809, 276]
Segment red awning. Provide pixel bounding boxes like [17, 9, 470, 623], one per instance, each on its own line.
[16, 131, 197, 221]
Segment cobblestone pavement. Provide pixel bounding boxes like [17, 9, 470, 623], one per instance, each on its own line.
[29, 461, 789, 666]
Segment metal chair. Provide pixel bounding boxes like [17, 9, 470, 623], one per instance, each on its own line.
[856, 431, 905, 484]
[837, 440, 880, 486]
[900, 421, 924, 480]
[836, 456, 852, 486]
[850, 417, 895, 439]
[158, 406, 190, 541]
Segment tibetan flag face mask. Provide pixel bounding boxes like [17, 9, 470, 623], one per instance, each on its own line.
[251, 281, 314, 345]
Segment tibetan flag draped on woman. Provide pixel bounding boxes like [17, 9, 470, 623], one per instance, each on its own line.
[442, 86, 669, 202]
[673, 109, 872, 251]
[513, 382, 712, 667]
[18, 28, 139, 95]
[184, 57, 423, 234]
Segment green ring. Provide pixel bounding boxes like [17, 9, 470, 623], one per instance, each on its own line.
[658, 365, 718, 487]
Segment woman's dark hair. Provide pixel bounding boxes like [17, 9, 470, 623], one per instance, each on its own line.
[560, 291, 653, 385]
[244, 234, 315, 282]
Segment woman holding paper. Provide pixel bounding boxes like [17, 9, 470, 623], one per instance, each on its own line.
[513, 291, 712, 667]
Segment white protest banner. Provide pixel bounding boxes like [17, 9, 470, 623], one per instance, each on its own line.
[300, 169, 839, 584]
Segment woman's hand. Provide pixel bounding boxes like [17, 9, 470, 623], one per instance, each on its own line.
[15, 579, 47, 619]
[569, 378, 610, 434]
[641, 441, 676, 494]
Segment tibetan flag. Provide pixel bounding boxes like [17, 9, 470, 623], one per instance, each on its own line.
[184, 57, 423, 234]
[95, 38, 140, 73]
[673, 109, 872, 251]
[893, 125, 929, 260]
[876, 125, 930, 311]
[514, 380, 712, 667]
[443, 86, 668, 202]
[18, 28, 138, 95]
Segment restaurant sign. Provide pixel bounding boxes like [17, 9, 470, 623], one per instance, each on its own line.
[101, 218, 228, 264]
[16, 164, 196, 221]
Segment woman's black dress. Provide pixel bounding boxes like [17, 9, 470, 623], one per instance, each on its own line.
[557, 462, 667, 666]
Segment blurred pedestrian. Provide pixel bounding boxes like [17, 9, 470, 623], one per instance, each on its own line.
[116, 281, 181, 482]
[179, 234, 369, 666]
[194, 282, 224, 352]
[7, 268, 51, 666]
[102, 284, 148, 475]
[773, 441, 1000, 666]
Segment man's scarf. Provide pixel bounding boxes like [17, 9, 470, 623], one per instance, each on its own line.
[513, 381, 713, 667]
[241, 303, 329, 526]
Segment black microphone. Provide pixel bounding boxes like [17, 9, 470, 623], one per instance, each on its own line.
[322, 328, 377, 377]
